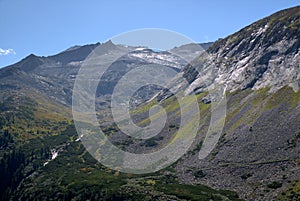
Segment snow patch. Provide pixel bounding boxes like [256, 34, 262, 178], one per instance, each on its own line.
[135, 47, 146, 51]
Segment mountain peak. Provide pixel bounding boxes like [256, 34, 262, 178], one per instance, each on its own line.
[104, 39, 114, 45]
[101, 40, 116, 49]
[14, 53, 43, 72]
[26, 53, 38, 59]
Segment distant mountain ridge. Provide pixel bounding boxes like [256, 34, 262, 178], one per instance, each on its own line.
[0, 40, 212, 106]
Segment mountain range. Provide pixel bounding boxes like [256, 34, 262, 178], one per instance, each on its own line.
[0, 5, 299, 201]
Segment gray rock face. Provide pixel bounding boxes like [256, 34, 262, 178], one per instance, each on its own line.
[167, 6, 300, 98]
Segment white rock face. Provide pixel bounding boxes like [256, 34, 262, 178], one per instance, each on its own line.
[209, 38, 300, 93]
[166, 13, 300, 98]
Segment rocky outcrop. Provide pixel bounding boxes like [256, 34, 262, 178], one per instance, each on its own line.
[167, 6, 300, 99]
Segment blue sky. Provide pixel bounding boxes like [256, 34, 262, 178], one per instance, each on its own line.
[0, 0, 299, 68]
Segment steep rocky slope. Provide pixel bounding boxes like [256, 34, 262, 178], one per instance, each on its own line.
[165, 6, 300, 201]
[170, 6, 300, 96]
